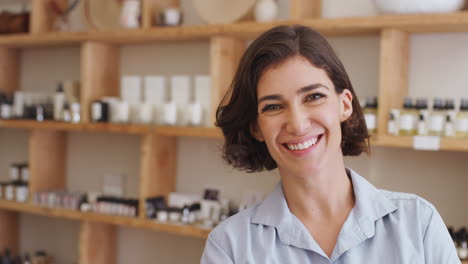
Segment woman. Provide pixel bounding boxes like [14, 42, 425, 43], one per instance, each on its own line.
[201, 25, 459, 263]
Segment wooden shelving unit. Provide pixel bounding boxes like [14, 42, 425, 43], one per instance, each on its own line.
[1, 0, 467, 262]
[0, 120, 223, 137]
[3, 12, 468, 47]
[0, 200, 210, 239]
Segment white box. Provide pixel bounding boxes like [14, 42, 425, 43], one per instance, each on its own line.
[144, 76, 166, 105]
[194, 75, 212, 126]
[171, 75, 191, 126]
[121, 76, 142, 104]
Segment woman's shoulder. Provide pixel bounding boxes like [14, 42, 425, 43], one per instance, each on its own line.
[377, 188, 440, 229]
[208, 203, 261, 241]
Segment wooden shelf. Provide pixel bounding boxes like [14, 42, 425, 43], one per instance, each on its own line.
[0, 200, 210, 239]
[372, 135, 468, 152]
[0, 120, 223, 138]
[3, 12, 468, 47]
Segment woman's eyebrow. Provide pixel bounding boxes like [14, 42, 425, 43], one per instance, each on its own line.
[257, 83, 328, 104]
[297, 83, 329, 95]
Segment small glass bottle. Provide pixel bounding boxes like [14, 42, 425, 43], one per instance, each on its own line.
[387, 109, 399, 136]
[0, 95, 13, 119]
[456, 98, 468, 138]
[444, 115, 455, 137]
[458, 229, 468, 260]
[364, 96, 378, 134]
[417, 114, 427, 136]
[429, 98, 445, 136]
[63, 103, 72, 122]
[399, 97, 417, 136]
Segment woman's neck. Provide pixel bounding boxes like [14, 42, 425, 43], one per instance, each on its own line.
[280, 162, 355, 220]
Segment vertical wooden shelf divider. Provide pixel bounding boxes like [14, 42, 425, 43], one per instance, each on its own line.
[377, 29, 409, 136]
[30, 0, 68, 34]
[0, 47, 20, 95]
[209, 37, 246, 125]
[81, 42, 120, 123]
[139, 134, 177, 218]
[290, 0, 322, 20]
[0, 210, 19, 255]
[0, 46, 20, 254]
[29, 129, 67, 195]
[142, 0, 180, 29]
[79, 221, 116, 264]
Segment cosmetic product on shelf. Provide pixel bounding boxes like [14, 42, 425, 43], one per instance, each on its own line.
[116, 100, 130, 123]
[53, 82, 65, 121]
[399, 97, 417, 136]
[91, 100, 109, 123]
[162, 84, 177, 126]
[387, 109, 399, 135]
[159, 7, 183, 26]
[171, 75, 191, 126]
[15, 180, 28, 203]
[445, 98, 457, 120]
[186, 80, 203, 126]
[13, 91, 24, 118]
[33, 190, 86, 210]
[138, 102, 153, 124]
[145, 196, 166, 219]
[168, 207, 182, 222]
[62, 103, 71, 122]
[4, 182, 14, 201]
[445, 114, 456, 137]
[157, 209, 169, 222]
[429, 97, 445, 136]
[120, 0, 141, 29]
[415, 98, 429, 136]
[456, 228, 468, 260]
[0, 95, 13, 119]
[96, 196, 139, 217]
[456, 98, 468, 138]
[70, 102, 80, 123]
[363, 96, 378, 133]
[1, 162, 29, 203]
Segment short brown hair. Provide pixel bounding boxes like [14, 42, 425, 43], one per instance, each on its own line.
[215, 25, 369, 173]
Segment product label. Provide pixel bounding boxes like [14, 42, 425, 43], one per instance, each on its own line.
[456, 118, 468, 132]
[387, 121, 397, 135]
[413, 136, 440, 151]
[399, 114, 415, 131]
[364, 114, 377, 130]
[429, 114, 444, 132]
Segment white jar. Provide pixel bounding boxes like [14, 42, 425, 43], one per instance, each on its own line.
[254, 0, 278, 22]
[120, 0, 141, 29]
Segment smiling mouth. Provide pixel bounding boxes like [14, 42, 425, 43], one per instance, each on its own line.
[282, 135, 323, 151]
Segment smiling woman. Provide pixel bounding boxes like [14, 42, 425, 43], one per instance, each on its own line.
[201, 25, 460, 264]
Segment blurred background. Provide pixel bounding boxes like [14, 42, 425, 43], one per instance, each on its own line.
[1, 0, 468, 263]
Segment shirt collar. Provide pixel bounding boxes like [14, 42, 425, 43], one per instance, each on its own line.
[251, 168, 399, 258]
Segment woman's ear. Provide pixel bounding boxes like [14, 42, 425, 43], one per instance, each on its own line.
[250, 122, 265, 142]
[340, 89, 353, 122]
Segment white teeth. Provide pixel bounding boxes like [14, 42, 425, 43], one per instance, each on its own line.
[286, 137, 319, 151]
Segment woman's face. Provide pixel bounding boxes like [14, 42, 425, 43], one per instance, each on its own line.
[252, 56, 353, 178]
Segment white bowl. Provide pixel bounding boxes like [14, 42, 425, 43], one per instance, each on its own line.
[374, 0, 465, 14]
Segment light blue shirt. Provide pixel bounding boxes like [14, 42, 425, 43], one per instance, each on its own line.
[201, 169, 460, 263]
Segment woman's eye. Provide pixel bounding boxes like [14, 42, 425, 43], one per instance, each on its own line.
[261, 104, 282, 113]
[305, 93, 325, 102]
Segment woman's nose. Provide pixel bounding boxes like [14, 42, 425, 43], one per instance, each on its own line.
[285, 107, 311, 135]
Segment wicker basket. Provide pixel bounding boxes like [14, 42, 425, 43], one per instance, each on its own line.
[0, 11, 30, 34]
